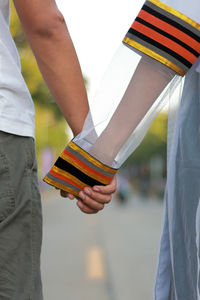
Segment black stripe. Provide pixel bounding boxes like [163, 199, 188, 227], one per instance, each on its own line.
[55, 157, 105, 186]
[136, 17, 200, 57]
[142, 5, 200, 43]
[128, 28, 192, 68]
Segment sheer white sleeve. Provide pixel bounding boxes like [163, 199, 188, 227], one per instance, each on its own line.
[75, 46, 179, 168]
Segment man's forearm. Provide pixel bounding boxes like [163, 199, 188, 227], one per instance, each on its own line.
[30, 29, 89, 136]
[14, 1, 89, 136]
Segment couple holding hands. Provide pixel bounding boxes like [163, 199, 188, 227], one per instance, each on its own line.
[1, 0, 200, 299]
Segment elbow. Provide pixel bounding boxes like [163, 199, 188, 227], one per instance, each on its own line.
[29, 10, 67, 39]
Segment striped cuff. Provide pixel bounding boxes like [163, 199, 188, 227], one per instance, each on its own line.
[43, 141, 118, 197]
[123, 0, 200, 76]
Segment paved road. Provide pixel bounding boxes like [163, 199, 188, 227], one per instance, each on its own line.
[41, 190, 163, 300]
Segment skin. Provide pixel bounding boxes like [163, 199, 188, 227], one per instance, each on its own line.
[60, 178, 117, 214]
[13, 0, 117, 213]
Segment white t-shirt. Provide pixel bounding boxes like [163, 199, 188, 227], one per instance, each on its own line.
[0, 0, 35, 138]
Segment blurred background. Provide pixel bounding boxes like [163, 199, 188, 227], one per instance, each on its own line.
[10, 1, 167, 299]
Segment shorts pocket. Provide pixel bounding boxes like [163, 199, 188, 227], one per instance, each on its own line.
[0, 152, 15, 222]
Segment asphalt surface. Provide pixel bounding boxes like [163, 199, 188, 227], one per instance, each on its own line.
[41, 190, 163, 300]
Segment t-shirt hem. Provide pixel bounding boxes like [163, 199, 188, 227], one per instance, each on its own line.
[0, 118, 35, 139]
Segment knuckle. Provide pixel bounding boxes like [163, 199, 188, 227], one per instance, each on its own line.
[84, 198, 94, 208]
[111, 187, 116, 193]
[91, 193, 100, 201]
[95, 202, 104, 210]
[81, 196, 102, 211]
[106, 196, 111, 203]
[90, 191, 95, 198]
[85, 208, 97, 214]
[91, 202, 102, 211]
[93, 203, 101, 210]
[99, 204, 104, 210]
[81, 196, 89, 204]
[81, 206, 90, 214]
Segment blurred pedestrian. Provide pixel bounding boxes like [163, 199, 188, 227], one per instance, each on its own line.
[116, 175, 131, 204]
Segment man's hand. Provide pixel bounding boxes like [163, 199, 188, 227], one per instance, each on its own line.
[59, 177, 117, 214]
[77, 177, 117, 214]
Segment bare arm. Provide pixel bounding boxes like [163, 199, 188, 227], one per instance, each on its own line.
[13, 0, 89, 136]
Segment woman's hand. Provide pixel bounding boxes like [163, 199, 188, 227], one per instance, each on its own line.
[59, 177, 117, 214]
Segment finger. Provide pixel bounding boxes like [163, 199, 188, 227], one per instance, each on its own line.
[76, 200, 99, 214]
[79, 191, 105, 210]
[60, 190, 75, 200]
[60, 190, 68, 198]
[93, 177, 117, 195]
[82, 187, 111, 204]
[67, 194, 75, 200]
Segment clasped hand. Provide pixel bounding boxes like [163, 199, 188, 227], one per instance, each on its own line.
[58, 177, 117, 214]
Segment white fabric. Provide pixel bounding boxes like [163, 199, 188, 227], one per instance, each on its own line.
[0, 1, 35, 138]
[74, 45, 181, 168]
[74, 1, 200, 298]
[154, 57, 200, 300]
[162, 0, 200, 24]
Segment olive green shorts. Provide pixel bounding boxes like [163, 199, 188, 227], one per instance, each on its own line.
[0, 131, 43, 300]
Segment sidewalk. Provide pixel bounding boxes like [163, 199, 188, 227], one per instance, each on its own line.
[41, 190, 163, 300]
